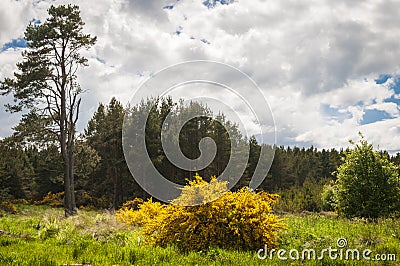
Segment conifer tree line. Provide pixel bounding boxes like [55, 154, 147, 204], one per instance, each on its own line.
[0, 4, 399, 215]
[1, 96, 399, 210]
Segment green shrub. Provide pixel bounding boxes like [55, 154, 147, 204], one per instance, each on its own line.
[321, 181, 337, 212]
[276, 178, 325, 213]
[335, 134, 400, 218]
[117, 174, 286, 252]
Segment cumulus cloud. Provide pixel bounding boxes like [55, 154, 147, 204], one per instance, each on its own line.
[0, 0, 33, 45]
[0, 0, 399, 152]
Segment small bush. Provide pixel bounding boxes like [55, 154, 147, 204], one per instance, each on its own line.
[95, 195, 111, 209]
[321, 181, 337, 212]
[34, 192, 64, 207]
[117, 174, 286, 252]
[78, 205, 96, 211]
[75, 190, 95, 207]
[0, 201, 17, 214]
[10, 198, 29, 205]
[120, 198, 144, 211]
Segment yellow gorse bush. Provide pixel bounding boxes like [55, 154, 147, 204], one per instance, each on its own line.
[172, 174, 228, 206]
[34, 192, 64, 207]
[116, 173, 286, 251]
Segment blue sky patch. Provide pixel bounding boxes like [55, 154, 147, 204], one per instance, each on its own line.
[360, 109, 392, 125]
[31, 18, 41, 25]
[321, 104, 351, 123]
[389, 75, 400, 94]
[163, 5, 174, 10]
[203, 0, 235, 8]
[381, 74, 400, 105]
[384, 95, 400, 106]
[1, 37, 27, 52]
[375, 74, 392, 84]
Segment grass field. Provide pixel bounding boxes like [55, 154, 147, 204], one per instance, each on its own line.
[0, 205, 399, 265]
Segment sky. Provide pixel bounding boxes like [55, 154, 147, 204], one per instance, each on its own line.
[0, 0, 400, 153]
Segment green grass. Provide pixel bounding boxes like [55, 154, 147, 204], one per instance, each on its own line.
[0, 205, 399, 265]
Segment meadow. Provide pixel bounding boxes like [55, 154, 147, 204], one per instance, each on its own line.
[0, 204, 399, 265]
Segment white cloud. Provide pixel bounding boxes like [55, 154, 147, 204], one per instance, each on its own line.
[321, 78, 392, 107]
[0, 0, 33, 45]
[365, 102, 399, 117]
[0, 49, 24, 137]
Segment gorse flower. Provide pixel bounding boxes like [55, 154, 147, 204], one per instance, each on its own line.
[117, 174, 286, 251]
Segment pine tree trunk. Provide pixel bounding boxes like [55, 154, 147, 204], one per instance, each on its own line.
[64, 137, 77, 216]
[60, 83, 73, 216]
[113, 165, 121, 210]
[62, 135, 74, 217]
[68, 141, 77, 215]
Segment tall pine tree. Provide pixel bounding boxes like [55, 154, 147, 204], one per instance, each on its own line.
[1, 5, 96, 216]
